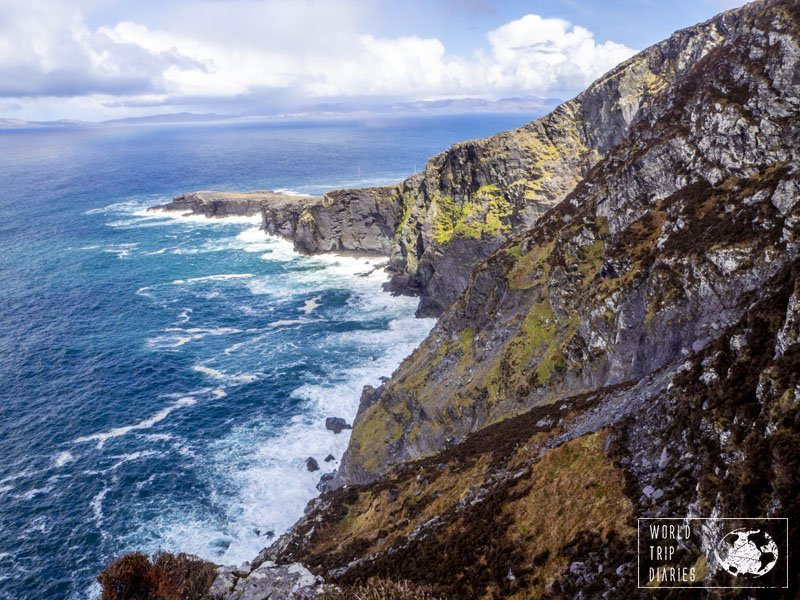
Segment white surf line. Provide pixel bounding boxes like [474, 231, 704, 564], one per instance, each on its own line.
[171, 274, 254, 285]
[73, 397, 197, 449]
[301, 296, 321, 314]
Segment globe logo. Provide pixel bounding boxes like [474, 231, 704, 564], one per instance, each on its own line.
[715, 528, 779, 577]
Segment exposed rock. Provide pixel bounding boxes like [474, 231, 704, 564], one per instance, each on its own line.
[217, 561, 326, 599]
[380, 8, 740, 315]
[325, 417, 351, 434]
[286, 187, 402, 255]
[152, 190, 303, 218]
[316, 472, 335, 493]
[154, 186, 401, 257]
[324, 454, 335, 463]
[305, 457, 319, 472]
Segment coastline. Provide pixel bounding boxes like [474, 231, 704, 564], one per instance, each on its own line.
[140, 198, 434, 566]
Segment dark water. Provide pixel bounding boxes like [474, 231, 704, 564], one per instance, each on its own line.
[0, 113, 538, 598]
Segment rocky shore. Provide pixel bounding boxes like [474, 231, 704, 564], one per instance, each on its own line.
[154, 186, 401, 257]
[105, 1, 800, 597]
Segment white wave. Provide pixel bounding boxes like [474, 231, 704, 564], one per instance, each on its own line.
[301, 296, 321, 314]
[212, 388, 227, 398]
[73, 397, 197, 449]
[102, 243, 139, 259]
[237, 227, 266, 243]
[257, 235, 301, 264]
[147, 334, 196, 349]
[54, 451, 76, 468]
[153, 305, 434, 565]
[172, 274, 253, 285]
[268, 319, 307, 328]
[91, 488, 108, 525]
[178, 308, 192, 323]
[144, 207, 262, 225]
[110, 450, 161, 471]
[26, 516, 50, 535]
[139, 433, 173, 442]
[168, 327, 241, 335]
[85, 199, 150, 215]
[148, 326, 243, 349]
[15, 485, 54, 501]
[0, 469, 38, 486]
[272, 188, 305, 196]
[192, 365, 258, 385]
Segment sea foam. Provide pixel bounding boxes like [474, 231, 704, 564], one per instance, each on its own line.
[73, 398, 197, 449]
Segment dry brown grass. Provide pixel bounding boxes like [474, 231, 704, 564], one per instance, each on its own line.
[98, 551, 217, 600]
[322, 578, 446, 600]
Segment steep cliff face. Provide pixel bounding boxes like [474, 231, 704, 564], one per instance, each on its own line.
[338, 0, 800, 485]
[278, 186, 402, 255]
[247, 2, 800, 595]
[386, 11, 737, 316]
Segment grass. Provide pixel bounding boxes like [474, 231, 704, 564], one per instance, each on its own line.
[322, 578, 445, 600]
[97, 552, 217, 600]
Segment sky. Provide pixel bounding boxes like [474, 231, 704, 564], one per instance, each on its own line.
[0, 0, 748, 121]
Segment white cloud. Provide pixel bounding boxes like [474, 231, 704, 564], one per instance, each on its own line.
[0, 0, 636, 119]
[484, 15, 634, 94]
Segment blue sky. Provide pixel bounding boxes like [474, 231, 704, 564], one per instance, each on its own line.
[0, 0, 747, 121]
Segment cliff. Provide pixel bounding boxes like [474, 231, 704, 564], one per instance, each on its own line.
[261, 186, 402, 255]
[246, 0, 800, 596]
[385, 11, 735, 316]
[336, 0, 800, 487]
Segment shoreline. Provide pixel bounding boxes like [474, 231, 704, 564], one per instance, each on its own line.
[140, 202, 433, 565]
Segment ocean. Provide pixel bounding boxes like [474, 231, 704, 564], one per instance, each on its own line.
[0, 113, 538, 598]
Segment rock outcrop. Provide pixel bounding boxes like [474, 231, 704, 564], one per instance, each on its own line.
[210, 561, 326, 599]
[155, 191, 287, 218]
[267, 186, 402, 255]
[156, 187, 401, 256]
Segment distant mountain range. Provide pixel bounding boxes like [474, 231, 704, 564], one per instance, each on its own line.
[0, 96, 560, 130]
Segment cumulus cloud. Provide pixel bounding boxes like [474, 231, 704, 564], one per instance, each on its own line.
[0, 0, 636, 119]
[484, 15, 634, 95]
[0, 1, 207, 98]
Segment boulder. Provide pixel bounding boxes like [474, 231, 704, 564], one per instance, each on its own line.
[221, 561, 325, 600]
[325, 417, 351, 434]
[316, 472, 335, 493]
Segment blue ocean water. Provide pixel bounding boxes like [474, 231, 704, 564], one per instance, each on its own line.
[0, 113, 537, 599]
